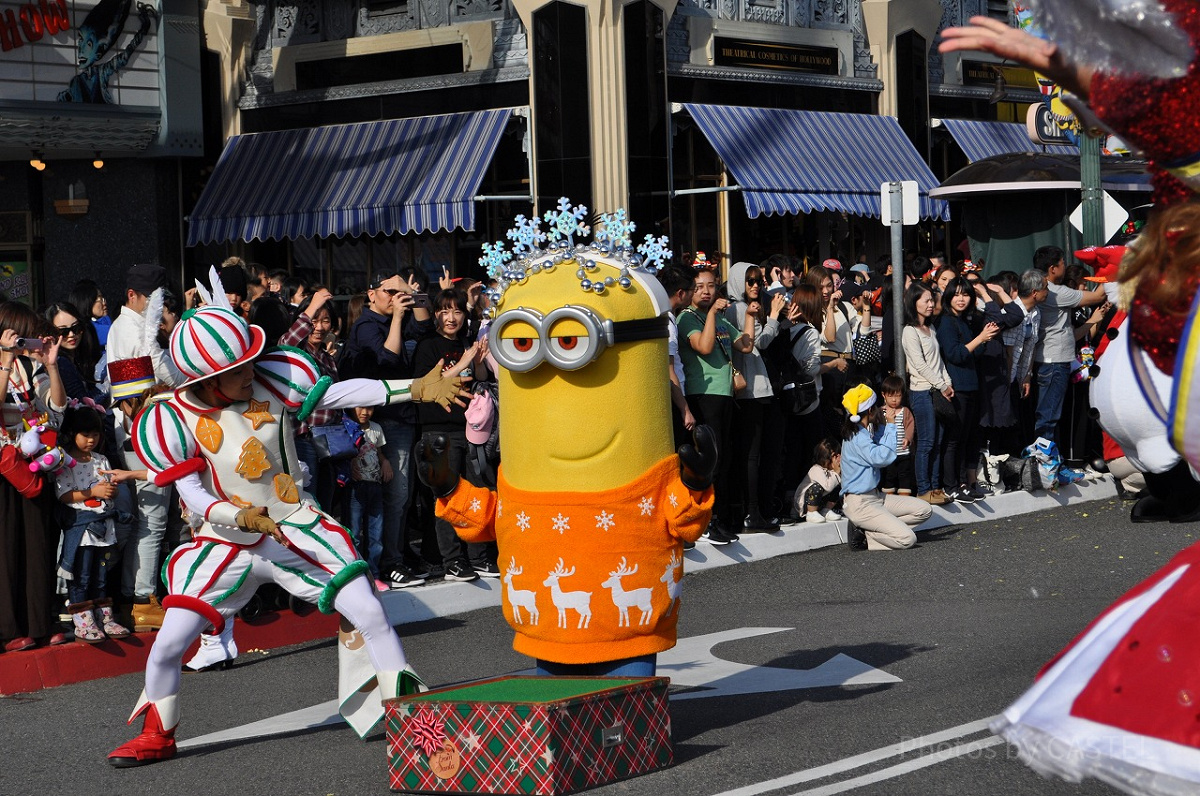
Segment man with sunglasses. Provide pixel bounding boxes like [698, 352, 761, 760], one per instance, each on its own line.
[342, 270, 434, 589]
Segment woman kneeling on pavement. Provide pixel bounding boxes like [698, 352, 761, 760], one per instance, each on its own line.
[838, 384, 932, 551]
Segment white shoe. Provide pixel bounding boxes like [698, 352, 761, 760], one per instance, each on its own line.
[805, 511, 826, 524]
[184, 622, 237, 672]
[823, 510, 843, 522]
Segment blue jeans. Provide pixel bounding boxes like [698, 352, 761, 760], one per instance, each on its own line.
[348, 480, 384, 578]
[377, 419, 416, 571]
[1034, 362, 1071, 442]
[909, 389, 942, 495]
[121, 479, 171, 598]
[536, 654, 657, 677]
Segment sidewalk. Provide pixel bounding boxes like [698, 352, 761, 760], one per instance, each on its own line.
[0, 479, 1118, 696]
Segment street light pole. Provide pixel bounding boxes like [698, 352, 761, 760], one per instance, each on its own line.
[1080, 132, 1104, 246]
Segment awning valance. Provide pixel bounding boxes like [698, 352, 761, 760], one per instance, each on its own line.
[940, 118, 1078, 162]
[187, 109, 514, 246]
[683, 104, 949, 221]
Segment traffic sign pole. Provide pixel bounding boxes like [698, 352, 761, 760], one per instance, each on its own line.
[888, 182, 906, 377]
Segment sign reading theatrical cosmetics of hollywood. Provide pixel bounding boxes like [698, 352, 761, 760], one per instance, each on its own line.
[0, 0, 159, 106]
[714, 38, 838, 75]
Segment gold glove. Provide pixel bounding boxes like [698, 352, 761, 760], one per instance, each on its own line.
[235, 506, 284, 544]
[410, 361, 466, 410]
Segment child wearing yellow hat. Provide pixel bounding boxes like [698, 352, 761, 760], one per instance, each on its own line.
[838, 384, 931, 550]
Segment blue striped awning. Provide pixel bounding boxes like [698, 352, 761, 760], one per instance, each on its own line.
[187, 109, 513, 245]
[941, 119, 1078, 162]
[683, 104, 948, 221]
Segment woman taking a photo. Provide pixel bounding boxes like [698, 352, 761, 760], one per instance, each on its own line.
[725, 262, 786, 531]
[901, 282, 953, 505]
[779, 283, 825, 503]
[43, 301, 105, 404]
[935, 277, 1000, 502]
[1, 301, 69, 651]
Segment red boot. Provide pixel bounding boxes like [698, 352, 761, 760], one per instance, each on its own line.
[107, 692, 178, 767]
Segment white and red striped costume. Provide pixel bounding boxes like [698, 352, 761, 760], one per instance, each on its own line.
[128, 346, 420, 737]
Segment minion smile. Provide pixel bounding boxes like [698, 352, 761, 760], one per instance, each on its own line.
[549, 431, 620, 463]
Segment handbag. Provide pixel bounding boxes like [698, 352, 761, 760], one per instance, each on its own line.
[852, 330, 882, 368]
[0, 443, 42, 499]
[779, 376, 818, 415]
[777, 323, 819, 415]
[311, 417, 363, 462]
[731, 366, 748, 394]
[929, 388, 958, 425]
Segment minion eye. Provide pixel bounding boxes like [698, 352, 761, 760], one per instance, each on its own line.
[496, 335, 542, 370]
[545, 311, 602, 370]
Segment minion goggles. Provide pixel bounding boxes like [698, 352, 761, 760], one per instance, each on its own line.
[488, 305, 667, 372]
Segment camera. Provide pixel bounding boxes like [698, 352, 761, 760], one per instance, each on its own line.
[15, 337, 43, 351]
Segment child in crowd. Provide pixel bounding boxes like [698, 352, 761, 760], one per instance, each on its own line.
[348, 405, 391, 590]
[55, 404, 137, 642]
[794, 438, 842, 524]
[838, 384, 932, 551]
[878, 374, 915, 495]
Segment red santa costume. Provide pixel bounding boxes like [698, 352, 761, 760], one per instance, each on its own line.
[106, 271, 456, 767]
[964, 2, 1200, 793]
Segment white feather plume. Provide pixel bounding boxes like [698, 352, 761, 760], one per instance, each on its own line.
[142, 287, 164, 354]
[193, 265, 235, 312]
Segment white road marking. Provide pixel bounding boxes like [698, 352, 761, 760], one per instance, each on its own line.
[788, 736, 1006, 796]
[709, 717, 997, 796]
[661, 628, 902, 701]
[180, 627, 901, 749]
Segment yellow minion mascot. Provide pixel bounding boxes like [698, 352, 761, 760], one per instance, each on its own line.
[418, 200, 715, 676]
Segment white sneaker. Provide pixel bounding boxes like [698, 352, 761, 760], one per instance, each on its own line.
[823, 509, 843, 522]
[184, 622, 237, 672]
[805, 511, 826, 524]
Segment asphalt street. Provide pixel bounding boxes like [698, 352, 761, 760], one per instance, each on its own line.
[3, 495, 1196, 796]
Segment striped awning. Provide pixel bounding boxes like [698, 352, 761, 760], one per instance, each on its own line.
[683, 104, 948, 221]
[187, 109, 514, 245]
[941, 119, 1078, 162]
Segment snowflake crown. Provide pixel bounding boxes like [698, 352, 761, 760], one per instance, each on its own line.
[477, 198, 673, 315]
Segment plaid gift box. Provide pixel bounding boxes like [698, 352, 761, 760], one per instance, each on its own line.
[386, 676, 672, 794]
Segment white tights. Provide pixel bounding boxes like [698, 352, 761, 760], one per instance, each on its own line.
[144, 576, 406, 702]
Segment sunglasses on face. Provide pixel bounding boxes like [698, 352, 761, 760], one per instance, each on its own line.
[746, 278, 764, 286]
[56, 323, 84, 336]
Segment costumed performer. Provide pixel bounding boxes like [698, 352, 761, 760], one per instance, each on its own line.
[107, 269, 473, 767]
[941, 3, 1200, 794]
[417, 200, 716, 677]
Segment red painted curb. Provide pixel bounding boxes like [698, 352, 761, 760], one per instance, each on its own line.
[0, 609, 340, 695]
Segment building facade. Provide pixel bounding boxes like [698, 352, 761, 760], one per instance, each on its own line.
[1, 0, 1048, 306]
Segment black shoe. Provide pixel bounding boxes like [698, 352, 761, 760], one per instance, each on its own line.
[445, 561, 480, 582]
[388, 567, 426, 589]
[683, 540, 695, 550]
[743, 511, 780, 533]
[951, 486, 976, 504]
[1131, 495, 1173, 524]
[472, 562, 501, 578]
[715, 518, 740, 543]
[846, 521, 867, 551]
[701, 526, 734, 546]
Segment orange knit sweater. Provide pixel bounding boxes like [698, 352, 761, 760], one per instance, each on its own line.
[438, 455, 713, 664]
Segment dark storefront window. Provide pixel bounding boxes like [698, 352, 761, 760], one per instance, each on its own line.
[625, 0, 671, 234]
[895, 30, 930, 164]
[532, 2, 592, 211]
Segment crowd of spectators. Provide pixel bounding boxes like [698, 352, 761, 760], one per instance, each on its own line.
[0, 243, 1127, 652]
